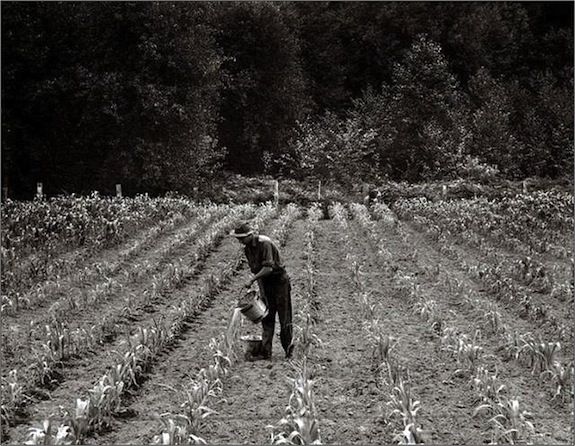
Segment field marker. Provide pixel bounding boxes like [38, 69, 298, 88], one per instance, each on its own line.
[274, 180, 279, 207]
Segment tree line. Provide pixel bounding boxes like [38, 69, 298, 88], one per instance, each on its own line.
[2, 2, 573, 198]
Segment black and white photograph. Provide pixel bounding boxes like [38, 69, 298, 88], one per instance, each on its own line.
[1, 1, 573, 444]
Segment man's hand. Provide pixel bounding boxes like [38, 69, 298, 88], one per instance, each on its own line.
[244, 278, 254, 289]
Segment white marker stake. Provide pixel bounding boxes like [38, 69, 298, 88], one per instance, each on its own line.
[273, 180, 279, 207]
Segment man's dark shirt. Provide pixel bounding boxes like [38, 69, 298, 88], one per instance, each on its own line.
[244, 234, 285, 275]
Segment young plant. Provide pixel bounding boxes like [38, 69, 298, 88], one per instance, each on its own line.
[471, 366, 506, 404]
[481, 303, 503, 334]
[24, 418, 73, 445]
[269, 361, 321, 445]
[540, 361, 573, 403]
[388, 378, 420, 427]
[473, 397, 535, 444]
[152, 414, 206, 445]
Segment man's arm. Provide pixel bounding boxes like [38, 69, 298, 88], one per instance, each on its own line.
[245, 266, 273, 288]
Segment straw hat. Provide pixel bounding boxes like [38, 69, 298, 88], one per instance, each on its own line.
[230, 222, 254, 238]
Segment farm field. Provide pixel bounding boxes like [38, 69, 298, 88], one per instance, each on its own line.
[1, 192, 573, 445]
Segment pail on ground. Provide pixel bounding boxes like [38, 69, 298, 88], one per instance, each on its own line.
[240, 334, 262, 357]
[237, 289, 268, 323]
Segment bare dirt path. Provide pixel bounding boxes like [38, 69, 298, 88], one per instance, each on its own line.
[306, 218, 388, 444]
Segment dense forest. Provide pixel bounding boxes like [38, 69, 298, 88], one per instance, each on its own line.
[2, 2, 573, 198]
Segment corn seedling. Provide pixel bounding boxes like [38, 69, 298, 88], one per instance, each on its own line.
[208, 335, 233, 376]
[392, 422, 426, 445]
[25, 418, 73, 445]
[371, 331, 398, 368]
[359, 291, 376, 320]
[455, 336, 483, 373]
[413, 298, 444, 333]
[471, 366, 506, 404]
[1, 369, 27, 427]
[297, 313, 323, 359]
[481, 303, 503, 334]
[501, 331, 522, 362]
[473, 397, 534, 444]
[347, 255, 365, 293]
[270, 361, 321, 445]
[61, 398, 91, 444]
[180, 377, 219, 439]
[517, 335, 560, 375]
[152, 414, 207, 445]
[388, 379, 420, 427]
[540, 361, 574, 403]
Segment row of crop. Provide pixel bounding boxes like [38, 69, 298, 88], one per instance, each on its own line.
[393, 198, 572, 305]
[0, 204, 271, 437]
[44, 205, 230, 321]
[392, 192, 573, 259]
[351, 203, 530, 443]
[19, 204, 300, 445]
[388, 200, 572, 342]
[269, 203, 323, 445]
[1, 195, 202, 301]
[1, 204, 245, 378]
[338, 203, 427, 444]
[1, 204, 226, 317]
[149, 203, 303, 445]
[411, 273, 538, 443]
[353, 203, 572, 442]
[409, 275, 540, 444]
[1, 194, 201, 255]
[362, 203, 573, 404]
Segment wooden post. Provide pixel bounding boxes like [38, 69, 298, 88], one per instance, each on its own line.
[116, 184, 122, 198]
[36, 182, 43, 200]
[442, 185, 447, 197]
[273, 180, 279, 207]
[361, 183, 369, 198]
[522, 180, 527, 194]
[2, 187, 7, 202]
[317, 180, 322, 200]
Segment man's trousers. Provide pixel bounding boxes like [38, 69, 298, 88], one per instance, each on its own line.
[257, 272, 292, 358]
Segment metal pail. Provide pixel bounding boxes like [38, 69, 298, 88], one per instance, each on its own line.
[238, 289, 268, 323]
[240, 334, 262, 356]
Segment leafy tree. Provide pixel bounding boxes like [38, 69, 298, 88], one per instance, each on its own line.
[383, 35, 468, 180]
[2, 2, 224, 198]
[508, 73, 574, 177]
[467, 68, 522, 178]
[285, 112, 377, 184]
[216, 2, 309, 175]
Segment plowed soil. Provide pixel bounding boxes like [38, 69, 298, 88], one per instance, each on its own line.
[2, 206, 572, 445]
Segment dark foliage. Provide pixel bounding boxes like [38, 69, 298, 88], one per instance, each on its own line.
[1, 2, 573, 198]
